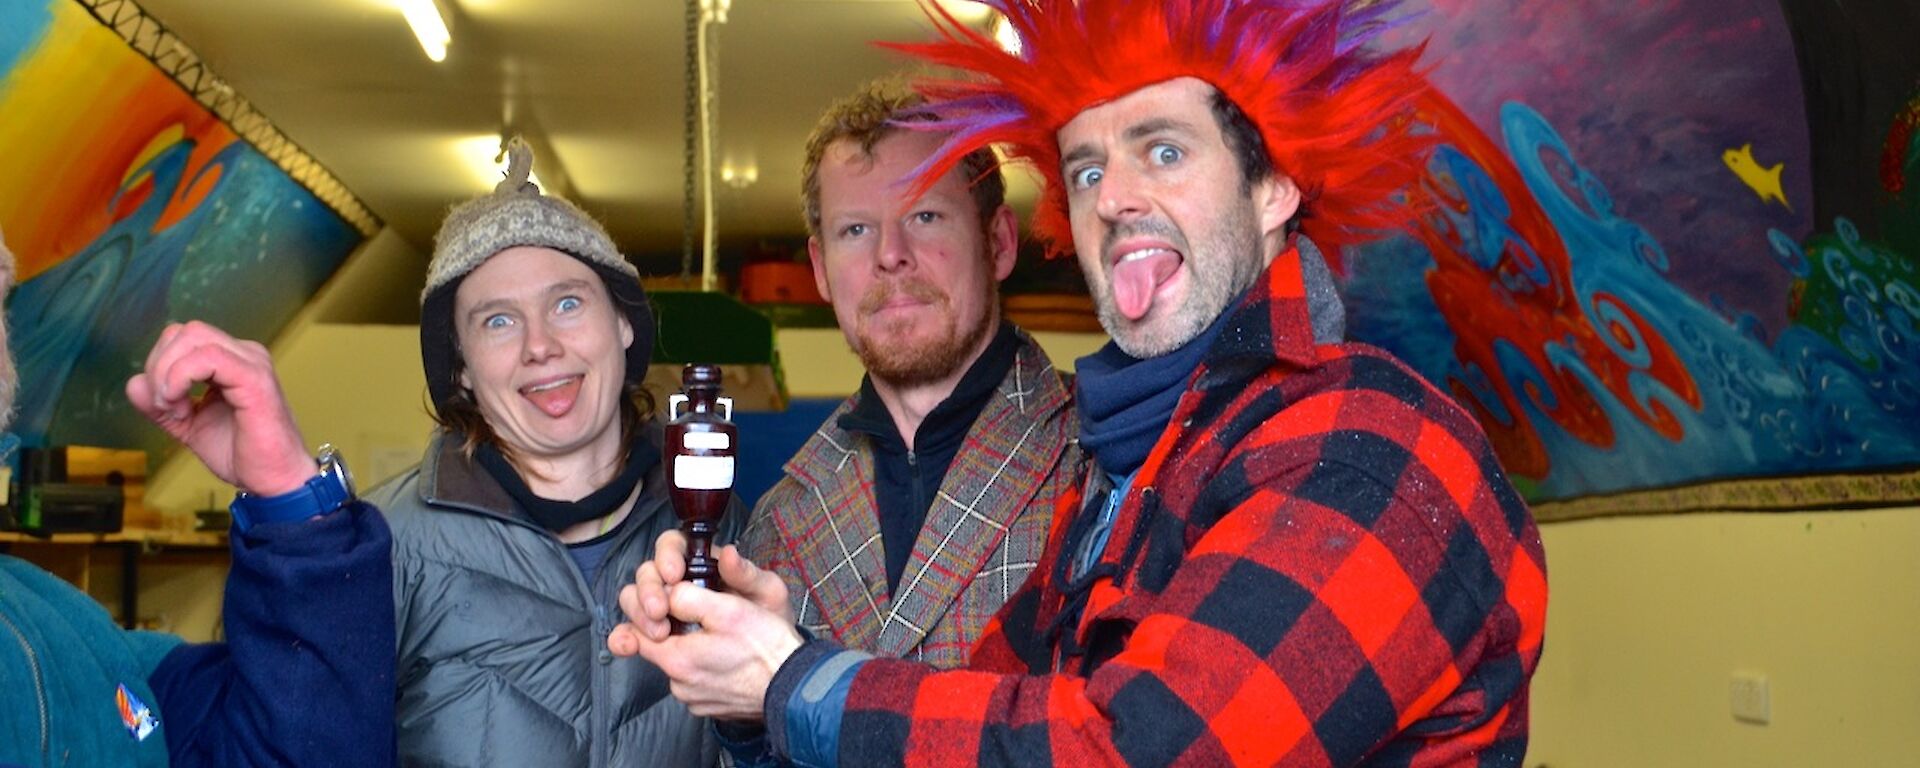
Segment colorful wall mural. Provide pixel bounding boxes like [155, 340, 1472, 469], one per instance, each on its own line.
[0, 0, 363, 458]
[1343, 0, 1920, 505]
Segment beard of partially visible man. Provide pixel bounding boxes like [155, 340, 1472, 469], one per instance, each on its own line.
[0, 313, 15, 434]
[852, 275, 995, 389]
[0, 233, 17, 434]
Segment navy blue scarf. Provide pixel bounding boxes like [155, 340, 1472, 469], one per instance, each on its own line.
[1074, 311, 1233, 478]
[477, 436, 658, 533]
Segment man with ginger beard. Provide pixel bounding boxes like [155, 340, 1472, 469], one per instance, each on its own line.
[732, 80, 1084, 672]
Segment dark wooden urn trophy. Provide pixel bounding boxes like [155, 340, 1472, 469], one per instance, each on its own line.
[664, 363, 735, 633]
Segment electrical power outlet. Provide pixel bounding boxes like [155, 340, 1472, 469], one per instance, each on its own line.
[1730, 672, 1771, 725]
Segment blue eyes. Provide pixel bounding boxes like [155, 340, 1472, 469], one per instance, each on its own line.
[1070, 142, 1185, 191]
[477, 295, 583, 332]
[837, 212, 941, 239]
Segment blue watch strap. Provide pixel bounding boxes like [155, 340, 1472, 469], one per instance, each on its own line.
[229, 463, 350, 532]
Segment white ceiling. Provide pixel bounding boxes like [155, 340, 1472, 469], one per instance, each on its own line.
[134, 0, 1023, 277]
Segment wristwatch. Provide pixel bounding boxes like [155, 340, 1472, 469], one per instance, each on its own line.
[229, 443, 357, 532]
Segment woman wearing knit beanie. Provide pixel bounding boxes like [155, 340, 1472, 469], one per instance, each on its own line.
[363, 140, 742, 766]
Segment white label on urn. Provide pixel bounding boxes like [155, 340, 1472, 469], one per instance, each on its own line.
[674, 455, 734, 490]
[683, 431, 731, 450]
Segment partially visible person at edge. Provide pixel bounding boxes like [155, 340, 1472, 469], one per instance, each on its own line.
[611, 1, 1548, 766]
[0, 228, 395, 766]
[363, 140, 744, 766]
[711, 80, 1086, 762]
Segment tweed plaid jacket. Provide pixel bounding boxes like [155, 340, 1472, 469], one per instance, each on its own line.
[766, 245, 1549, 767]
[739, 330, 1084, 669]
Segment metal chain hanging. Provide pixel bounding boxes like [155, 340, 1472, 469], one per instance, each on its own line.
[679, 0, 699, 281]
[680, 0, 728, 291]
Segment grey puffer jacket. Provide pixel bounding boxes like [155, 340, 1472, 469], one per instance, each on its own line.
[370, 427, 742, 767]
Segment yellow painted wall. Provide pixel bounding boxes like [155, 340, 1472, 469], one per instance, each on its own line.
[775, 328, 868, 398]
[1526, 507, 1920, 767]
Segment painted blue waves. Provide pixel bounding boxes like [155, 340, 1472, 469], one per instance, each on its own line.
[6, 137, 359, 456]
[1347, 101, 1920, 500]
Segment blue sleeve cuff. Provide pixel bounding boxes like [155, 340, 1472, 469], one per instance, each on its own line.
[766, 639, 870, 768]
[713, 719, 773, 768]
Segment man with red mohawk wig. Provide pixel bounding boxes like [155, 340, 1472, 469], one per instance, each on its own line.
[612, 1, 1548, 765]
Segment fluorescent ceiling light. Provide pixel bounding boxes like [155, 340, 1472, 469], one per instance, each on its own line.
[720, 164, 758, 189]
[401, 0, 451, 63]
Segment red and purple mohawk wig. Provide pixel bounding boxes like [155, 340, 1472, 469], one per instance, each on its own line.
[887, 0, 1435, 261]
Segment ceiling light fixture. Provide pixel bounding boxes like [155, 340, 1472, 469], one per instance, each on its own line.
[720, 164, 757, 189]
[401, 0, 451, 63]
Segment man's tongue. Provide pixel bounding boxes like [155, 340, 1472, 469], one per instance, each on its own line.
[1111, 251, 1182, 321]
[522, 377, 582, 417]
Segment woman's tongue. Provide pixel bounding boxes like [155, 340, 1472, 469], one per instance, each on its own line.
[522, 377, 582, 417]
[1110, 251, 1182, 320]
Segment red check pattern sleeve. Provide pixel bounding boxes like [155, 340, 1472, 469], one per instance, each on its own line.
[825, 348, 1547, 767]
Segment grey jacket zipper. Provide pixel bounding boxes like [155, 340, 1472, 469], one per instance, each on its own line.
[1, 605, 51, 764]
[577, 535, 612, 768]
[555, 499, 651, 768]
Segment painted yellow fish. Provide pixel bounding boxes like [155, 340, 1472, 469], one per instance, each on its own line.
[1723, 143, 1791, 211]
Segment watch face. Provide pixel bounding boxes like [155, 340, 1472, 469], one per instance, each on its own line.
[318, 443, 356, 498]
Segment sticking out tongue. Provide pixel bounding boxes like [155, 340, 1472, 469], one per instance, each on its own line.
[1110, 251, 1182, 321]
[522, 377, 582, 417]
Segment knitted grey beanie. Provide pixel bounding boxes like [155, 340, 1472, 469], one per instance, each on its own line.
[423, 138, 637, 300]
[419, 139, 654, 414]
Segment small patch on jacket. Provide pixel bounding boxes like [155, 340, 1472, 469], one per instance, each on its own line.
[116, 683, 159, 741]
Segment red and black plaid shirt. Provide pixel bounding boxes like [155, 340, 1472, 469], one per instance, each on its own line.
[770, 245, 1548, 767]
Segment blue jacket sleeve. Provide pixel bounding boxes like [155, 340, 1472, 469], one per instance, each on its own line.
[767, 640, 869, 768]
[146, 500, 397, 768]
